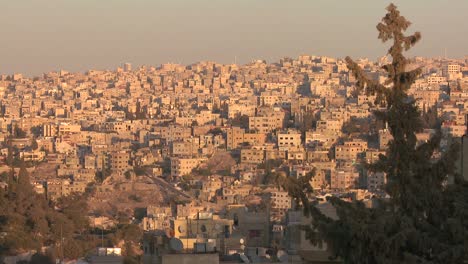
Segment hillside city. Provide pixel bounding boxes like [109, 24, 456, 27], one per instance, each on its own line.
[1, 54, 468, 263]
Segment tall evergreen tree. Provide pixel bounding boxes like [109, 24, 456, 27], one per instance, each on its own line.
[7, 168, 15, 196]
[31, 137, 39, 150]
[17, 159, 30, 187]
[284, 4, 468, 263]
[6, 143, 14, 166]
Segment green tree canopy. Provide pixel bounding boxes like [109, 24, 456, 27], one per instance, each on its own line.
[284, 4, 468, 263]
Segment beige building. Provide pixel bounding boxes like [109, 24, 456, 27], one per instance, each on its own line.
[443, 64, 462, 79]
[410, 89, 440, 108]
[305, 131, 339, 148]
[378, 129, 393, 150]
[316, 119, 342, 133]
[287, 203, 340, 264]
[309, 169, 328, 190]
[110, 151, 131, 172]
[161, 254, 218, 264]
[367, 172, 386, 192]
[19, 150, 46, 162]
[170, 157, 204, 177]
[249, 108, 287, 133]
[427, 74, 446, 84]
[269, 190, 292, 211]
[334, 140, 368, 161]
[240, 148, 265, 164]
[171, 213, 233, 251]
[43, 123, 58, 137]
[58, 123, 81, 135]
[226, 205, 270, 248]
[226, 127, 266, 150]
[442, 123, 466, 138]
[172, 139, 200, 156]
[46, 179, 87, 200]
[277, 130, 302, 149]
[331, 170, 359, 190]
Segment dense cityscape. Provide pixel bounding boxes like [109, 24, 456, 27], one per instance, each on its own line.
[1, 4, 468, 264]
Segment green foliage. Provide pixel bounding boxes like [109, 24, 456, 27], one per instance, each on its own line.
[0, 165, 94, 260]
[260, 159, 284, 185]
[17, 160, 30, 187]
[28, 253, 55, 264]
[115, 224, 143, 243]
[123, 255, 140, 264]
[284, 4, 468, 263]
[134, 101, 147, 120]
[134, 166, 147, 176]
[421, 105, 441, 129]
[95, 168, 111, 183]
[299, 111, 317, 134]
[31, 138, 38, 150]
[124, 170, 133, 180]
[12, 125, 27, 138]
[230, 114, 250, 129]
[193, 167, 211, 176]
[0, 171, 7, 182]
[30, 126, 43, 138]
[55, 193, 90, 232]
[160, 158, 171, 175]
[178, 174, 195, 191]
[128, 194, 142, 202]
[342, 117, 373, 135]
[6, 144, 14, 166]
[207, 127, 223, 136]
[133, 208, 147, 221]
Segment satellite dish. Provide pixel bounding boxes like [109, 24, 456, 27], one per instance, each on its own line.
[214, 223, 223, 232]
[277, 250, 289, 263]
[178, 225, 185, 233]
[200, 224, 207, 233]
[169, 238, 184, 252]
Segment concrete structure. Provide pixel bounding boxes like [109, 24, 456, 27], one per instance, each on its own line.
[170, 157, 204, 177]
[161, 254, 218, 264]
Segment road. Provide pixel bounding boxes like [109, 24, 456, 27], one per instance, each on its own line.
[145, 172, 192, 201]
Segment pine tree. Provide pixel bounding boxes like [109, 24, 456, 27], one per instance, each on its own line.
[6, 143, 14, 166]
[17, 159, 31, 187]
[31, 137, 39, 150]
[284, 4, 468, 263]
[7, 168, 15, 196]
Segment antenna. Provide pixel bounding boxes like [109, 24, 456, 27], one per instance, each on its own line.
[178, 225, 185, 233]
[60, 224, 64, 263]
[169, 237, 184, 252]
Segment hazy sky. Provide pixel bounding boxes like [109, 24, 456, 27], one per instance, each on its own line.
[1, 0, 467, 76]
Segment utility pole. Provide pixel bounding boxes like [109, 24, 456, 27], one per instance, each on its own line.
[60, 224, 64, 264]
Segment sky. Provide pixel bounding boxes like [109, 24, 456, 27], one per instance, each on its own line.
[0, 0, 467, 76]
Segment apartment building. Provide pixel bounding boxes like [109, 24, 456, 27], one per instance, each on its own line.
[335, 140, 368, 161]
[277, 130, 302, 149]
[170, 157, 204, 177]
